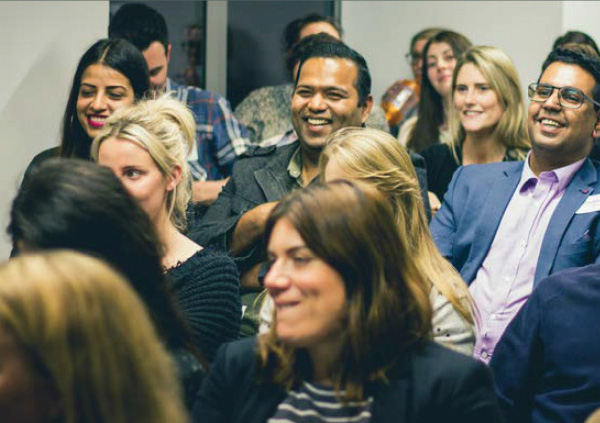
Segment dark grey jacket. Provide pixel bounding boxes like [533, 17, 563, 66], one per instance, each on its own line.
[189, 141, 430, 274]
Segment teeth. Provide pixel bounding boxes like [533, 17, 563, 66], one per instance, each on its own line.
[89, 116, 106, 123]
[541, 118, 561, 127]
[464, 111, 480, 116]
[307, 118, 329, 125]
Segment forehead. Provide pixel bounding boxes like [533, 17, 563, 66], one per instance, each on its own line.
[142, 41, 168, 65]
[100, 137, 151, 162]
[81, 64, 130, 86]
[456, 63, 487, 83]
[539, 61, 596, 93]
[427, 41, 453, 56]
[297, 57, 359, 91]
[412, 37, 429, 55]
[269, 218, 305, 249]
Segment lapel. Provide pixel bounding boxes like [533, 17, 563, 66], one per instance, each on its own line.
[533, 158, 597, 286]
[461, 163, 523, 283]
[254, 143, 300, 202]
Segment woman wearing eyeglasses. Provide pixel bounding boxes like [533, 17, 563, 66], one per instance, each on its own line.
[420, 46, 530, 213]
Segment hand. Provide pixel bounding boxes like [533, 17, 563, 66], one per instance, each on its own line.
[428, 191, 441, 218]
[192, 178, 229, 206]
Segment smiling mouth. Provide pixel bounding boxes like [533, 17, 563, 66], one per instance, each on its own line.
[304, 117, 331, 126]
[87, 115, 108, 128]
[538, 117, 564, 129]
[463, 110, 482, 116]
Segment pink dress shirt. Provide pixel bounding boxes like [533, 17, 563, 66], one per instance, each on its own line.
[470, 155, 586, 363]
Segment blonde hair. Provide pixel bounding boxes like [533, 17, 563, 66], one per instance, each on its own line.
[0, 251, 189, 423]
[450, 46, 530, 161]
[91, 95, 195, 231]
[320, 127, 474, 324]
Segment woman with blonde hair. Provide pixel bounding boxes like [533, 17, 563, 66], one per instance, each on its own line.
[194, 180, 500, 423]
[0, 251, 188, 423]
[321, 126, 476, 355]
[92, 96, 241, 360]
[421, 46, 530, 210]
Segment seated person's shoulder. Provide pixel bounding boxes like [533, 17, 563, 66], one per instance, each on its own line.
[414, 341, 484, 374]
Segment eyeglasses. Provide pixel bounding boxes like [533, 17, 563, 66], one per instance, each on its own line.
[405, 52, 422, 66]
[528, 83, 600, 109]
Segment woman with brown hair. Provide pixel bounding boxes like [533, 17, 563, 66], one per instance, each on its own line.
[194, 180, 500, 423]
[0, 251, 188, 423]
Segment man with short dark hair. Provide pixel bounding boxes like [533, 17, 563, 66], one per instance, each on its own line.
[193, 39, 373, 290]
[432, 48, 600, 365]
[109, 3, 249, 206]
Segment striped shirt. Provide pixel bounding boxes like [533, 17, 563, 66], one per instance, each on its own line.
[268, 382, 372, 423]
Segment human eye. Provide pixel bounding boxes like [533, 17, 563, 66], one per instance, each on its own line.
[536, 85, 553, 98]
[295, 87, 312, 97]
[561, 88, 584, 105]
[79, 88, 94, 98]
[291, 254, 312, 266]
[455, 85, 467, 93]
[327, 91, 345, 100]
[427, 58, 437, 68]
[478, 85, 491, 92]
[444, 54, 456, 62]
[123, 168, 143, 179]
[108, 91, 125, 100]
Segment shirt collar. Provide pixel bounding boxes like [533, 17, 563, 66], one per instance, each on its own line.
[287, 145, 303, 187]
[519, 151, 586, 193]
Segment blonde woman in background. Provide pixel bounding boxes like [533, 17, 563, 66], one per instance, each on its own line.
[0, 251, 188, 423]
[92, 96, 241, 361]
[321, 127, 476, 355]
[421, 46, 530, 213]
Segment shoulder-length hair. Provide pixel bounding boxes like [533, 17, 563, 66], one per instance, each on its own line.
[8, 159, 196, 358]
[258, 180, 432, 401]
[449, 46, 530, 161]
[60, 38, 149, 159]
[408, 30, 472, 152]
[320, 127, 474, 324]
[92, 95, 195, 232]
[0, 251, 188, 423]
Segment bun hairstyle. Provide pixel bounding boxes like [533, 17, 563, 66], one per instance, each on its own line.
[92, 95, 196, 231]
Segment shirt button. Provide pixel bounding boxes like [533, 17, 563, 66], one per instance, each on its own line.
[481, 351, 489, 359]
[490, 314, 497, 320]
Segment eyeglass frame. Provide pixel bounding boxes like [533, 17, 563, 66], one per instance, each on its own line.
[528, 82, 600, 110]
[404, 52, 423, 66]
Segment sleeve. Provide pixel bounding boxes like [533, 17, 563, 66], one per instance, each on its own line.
[430, 166, 464, 260]
[174, 253, 242, 361]
[448, 358, 503, 423]
[430, 287, 475, 356]
[211, 95, 250, 175]
[234, 90, 262, 143]
[489, 289, 544, 423]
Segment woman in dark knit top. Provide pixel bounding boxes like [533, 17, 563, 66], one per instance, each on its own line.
[92, 96, 241, 361]
[422, 46, 530, 210]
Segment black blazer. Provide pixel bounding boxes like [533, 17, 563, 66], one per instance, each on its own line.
[193, 337, 502, 423]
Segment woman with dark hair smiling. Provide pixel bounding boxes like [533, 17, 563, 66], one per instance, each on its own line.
[194, 180, 501, 423]
[398, 30, 472, 152]
[22, 38, 149, 182]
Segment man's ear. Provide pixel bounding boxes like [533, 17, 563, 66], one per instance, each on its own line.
[166, 165, 182, 192]
[166, 43, 172, 64]
[360, 94, 374, 124]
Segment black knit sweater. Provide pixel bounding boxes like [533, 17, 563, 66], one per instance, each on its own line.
[166, 248, 241, 361]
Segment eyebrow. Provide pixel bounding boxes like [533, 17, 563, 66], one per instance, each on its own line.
[80, 83, 127, 90]
[267, 245, 309, 256]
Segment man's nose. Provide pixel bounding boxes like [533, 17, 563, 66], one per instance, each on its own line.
[308, 93, 326, 111]
[543, 88, 562, 110]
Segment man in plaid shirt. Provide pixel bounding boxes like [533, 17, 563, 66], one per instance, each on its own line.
[110, 3, 249, 206]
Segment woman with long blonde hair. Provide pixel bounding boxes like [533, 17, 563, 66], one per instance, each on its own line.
[0, 251, 188, 423]
[421, 46, 530, 211]
[320, 126, 476, 355]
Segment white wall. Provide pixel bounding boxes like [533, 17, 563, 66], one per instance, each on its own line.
[0, 1, 108, 257]
[563, 1, 600, 47]
[341, 1, 562, 104]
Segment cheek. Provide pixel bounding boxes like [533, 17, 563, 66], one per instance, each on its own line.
[108, 97, 134, 113]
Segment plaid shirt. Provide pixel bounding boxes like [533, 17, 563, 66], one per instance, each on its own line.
[168, 79, 249, 181]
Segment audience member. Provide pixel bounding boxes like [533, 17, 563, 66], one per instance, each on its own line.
[109, 3, 249, 206]
[491, 263, 600, 423]
[553, 30, 600, 56]
[9, 159, 205, 407]
[399, 30, 472, 152]
[319, 127, 475, 354]
[431, 48, 600, 363]
[234, 13, 388, 144]
[21, 38, 149, 183]
[381, 27, 444, 136]
[421, 46, 530, 213]
[193, 180, 501, 423]
[92, 95, 241, 361]
[0, 251, 188, 423]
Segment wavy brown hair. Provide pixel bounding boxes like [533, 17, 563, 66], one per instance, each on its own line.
[258, 180, 432, 401]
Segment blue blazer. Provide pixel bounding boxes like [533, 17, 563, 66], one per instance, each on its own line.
[431, 159, 600, 287]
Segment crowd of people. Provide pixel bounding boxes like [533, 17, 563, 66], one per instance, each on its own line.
[4, 3, 600, 423]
